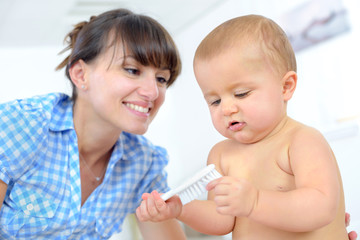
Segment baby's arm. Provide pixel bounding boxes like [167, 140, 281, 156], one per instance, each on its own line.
[252, 128, 341, 231]
[178, 199, 234, 235]
[136, 190, 234, 235]
[208, 127, 342, 232]
[136, 217, 186, 240]
[175, 145, 235, 235]
[136, 147, 235, 235]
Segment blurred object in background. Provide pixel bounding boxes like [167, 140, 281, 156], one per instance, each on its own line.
[279, 0, 351, 52]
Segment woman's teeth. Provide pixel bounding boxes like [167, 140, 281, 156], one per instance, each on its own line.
[126, 103, 150, 113]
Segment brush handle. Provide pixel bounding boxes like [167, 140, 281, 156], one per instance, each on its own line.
[161, 189, 177, 201]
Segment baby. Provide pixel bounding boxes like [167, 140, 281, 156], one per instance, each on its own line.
[136, 14, 349, 239]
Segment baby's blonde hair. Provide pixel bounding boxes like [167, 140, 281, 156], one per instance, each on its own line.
[194, 14, 296, 76]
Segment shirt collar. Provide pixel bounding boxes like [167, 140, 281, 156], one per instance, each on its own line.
[48, 95, 136, 163]
[49, 95, 74, 132]
[112, 133, 130, 161]
[112, 133, 146, 162]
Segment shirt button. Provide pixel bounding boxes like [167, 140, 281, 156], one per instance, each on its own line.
[27, 203, 34, 211]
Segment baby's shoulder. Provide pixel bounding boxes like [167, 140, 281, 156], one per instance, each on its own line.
[207, 139, 241, 162]
[289, 121, 324, 139]
[287, 120, 328, 148]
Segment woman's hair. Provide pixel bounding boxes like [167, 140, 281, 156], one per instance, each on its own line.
[195, 14, 296, 76]
[56, 8, 181, 101]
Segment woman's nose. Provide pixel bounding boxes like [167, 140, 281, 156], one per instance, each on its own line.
[138, 76, 159, 101]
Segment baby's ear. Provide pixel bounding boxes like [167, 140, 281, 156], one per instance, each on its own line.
[282, 71, 297, 101]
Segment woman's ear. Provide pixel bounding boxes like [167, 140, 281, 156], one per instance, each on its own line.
[69, 60, 87, 90]
[282, 71, 297, 101]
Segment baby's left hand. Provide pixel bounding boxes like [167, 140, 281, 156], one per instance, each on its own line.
[207, 176, 258, 217]
[136, 190, 182, 222]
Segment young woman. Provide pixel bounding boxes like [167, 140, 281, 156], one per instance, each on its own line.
[0, 8, 185, 239]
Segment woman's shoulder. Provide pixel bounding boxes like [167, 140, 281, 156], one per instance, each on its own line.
[0, 92, 71, 153]
[0, 93, 71, 183]
[1, 92, 70, 134]
[0, 92, 70, 116]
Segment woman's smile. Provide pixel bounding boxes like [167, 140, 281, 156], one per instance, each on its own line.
[124, 101, 152, 117]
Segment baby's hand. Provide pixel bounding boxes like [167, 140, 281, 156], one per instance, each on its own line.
[207, 176, 258, 217]
[136, 190, 183, 222]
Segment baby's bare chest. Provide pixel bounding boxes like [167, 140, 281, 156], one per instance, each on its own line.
[222, 143, 295, 191]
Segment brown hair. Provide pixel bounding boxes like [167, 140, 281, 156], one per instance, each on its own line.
[195, 14, 296, 76]
[56, 8, 181, 101]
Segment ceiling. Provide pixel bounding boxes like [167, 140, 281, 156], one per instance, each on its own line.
[0, 0, 225, 47]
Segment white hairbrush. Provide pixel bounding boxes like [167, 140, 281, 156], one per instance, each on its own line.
[161, 164, 222, 205]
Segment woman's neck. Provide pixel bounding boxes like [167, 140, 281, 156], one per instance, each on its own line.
[73, 99, 120, 165]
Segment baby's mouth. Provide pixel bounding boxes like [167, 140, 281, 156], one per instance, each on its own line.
[228, 120, 245, 131]
[229, 120, 240, 127]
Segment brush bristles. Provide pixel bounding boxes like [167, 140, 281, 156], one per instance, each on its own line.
[179, 169, 222, 205]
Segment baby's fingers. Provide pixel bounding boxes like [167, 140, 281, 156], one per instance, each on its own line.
[136, 191, 170, 222]
[145, 191, 166, 217]
[151, 191, 167, 212]
[206, 177, 223, 191]
[135, 205, 144, 221]
[136, 200, 152, 222]
[141, 192, 151, 200]
[136, 194, 158, 220]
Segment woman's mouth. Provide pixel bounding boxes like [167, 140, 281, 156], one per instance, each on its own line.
[125, 103, 150, 113]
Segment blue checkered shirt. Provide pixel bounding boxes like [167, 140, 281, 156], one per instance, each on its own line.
[0, 93, 170, 239]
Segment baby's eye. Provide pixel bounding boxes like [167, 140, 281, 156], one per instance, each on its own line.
[210, 99, 221, 106]
[235, 91, 250, 98]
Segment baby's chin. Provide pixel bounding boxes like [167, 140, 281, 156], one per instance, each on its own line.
[226, 132, 262, 144]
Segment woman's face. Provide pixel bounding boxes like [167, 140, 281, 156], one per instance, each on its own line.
[77, 44, 170, 135]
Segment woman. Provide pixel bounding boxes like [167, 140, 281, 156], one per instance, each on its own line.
[0, 8, 185, 239]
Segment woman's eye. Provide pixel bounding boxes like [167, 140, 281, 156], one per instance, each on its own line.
[156, 77, 168, 85]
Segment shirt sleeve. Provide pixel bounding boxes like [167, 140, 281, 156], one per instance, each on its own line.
[148, 145, 170, 194]
[0, 99, 49, 184]
[130, 143, 170, 209]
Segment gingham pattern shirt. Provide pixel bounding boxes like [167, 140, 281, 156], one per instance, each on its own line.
[0, 93, 170, 239]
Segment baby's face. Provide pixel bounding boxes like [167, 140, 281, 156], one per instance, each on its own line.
[194, 46, 288, 144]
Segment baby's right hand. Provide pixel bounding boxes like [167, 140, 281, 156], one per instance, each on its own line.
[136, 190, 183, 222]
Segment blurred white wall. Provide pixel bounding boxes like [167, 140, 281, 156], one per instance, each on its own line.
[1, 0, 359, 237]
